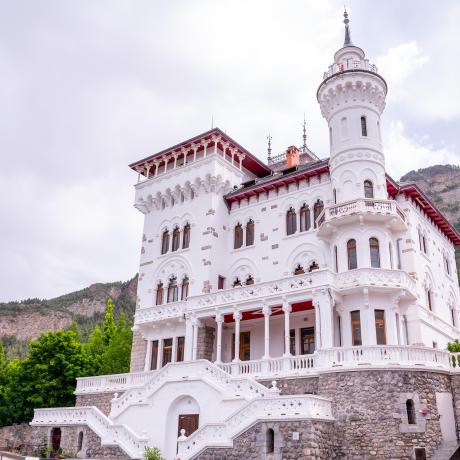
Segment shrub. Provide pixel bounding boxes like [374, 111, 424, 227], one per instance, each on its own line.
[144, 447, 165, 460]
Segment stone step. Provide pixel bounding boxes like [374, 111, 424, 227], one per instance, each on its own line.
[429, 441, 459, 460]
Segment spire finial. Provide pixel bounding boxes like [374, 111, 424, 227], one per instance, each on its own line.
[301, 114, 307, 153]
[267, 134, 272, 163]
[343, 6, 353, 47]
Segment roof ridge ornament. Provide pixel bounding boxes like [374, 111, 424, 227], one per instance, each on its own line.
[343, 7, 353, 47]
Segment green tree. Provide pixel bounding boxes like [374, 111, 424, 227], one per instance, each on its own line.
[103, 298, 116, 345]
[19, 330, 91, 421]
[448, 339, 460, 352]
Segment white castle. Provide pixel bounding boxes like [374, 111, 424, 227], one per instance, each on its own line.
[31, 12, 460, 460]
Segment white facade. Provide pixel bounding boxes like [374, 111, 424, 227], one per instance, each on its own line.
[31, 13, 460, 460]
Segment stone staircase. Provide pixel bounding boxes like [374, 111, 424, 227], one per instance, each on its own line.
[109, 359, 269, 419]
[429, 441, 460, 460]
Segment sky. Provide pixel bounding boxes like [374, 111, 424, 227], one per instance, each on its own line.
[1, 0, 460, 302]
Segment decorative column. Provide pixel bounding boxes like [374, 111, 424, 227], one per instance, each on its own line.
[238, 153, 246, 171]
[231, 148, 236, 166]
[184, 314, 194, 361]
[192, 318, 200, 360]
[145, 162, 151, 180]
[172, 336, 177, 364]
[144, 339, 152, 372]
[163, 155, 169, 173]
[282, 300, 291, 357]
[233, 310, 241, 362]
[173, 153, 178, 169]
[262, 304, 271, 359]
[361, 288, 375, 346]
[136, 167, 142, 183]
[153, 160, 160, 177]
[215, 312, 223, 364]
[203, 140, 209, 158]
[313, 289, 334, 349]
[157, 339, 163, 369]
[193, 145, 198, 162]
[182, 147, 188, 166]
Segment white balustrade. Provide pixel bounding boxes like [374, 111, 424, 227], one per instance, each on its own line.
[323, 59, 379, 80]
[31, 406, 148, 458]
[187, 270, 330, 311]
[75, 370, 158, 395]
[134, 300, 186, 323]
[334, 268, 416, 295]
[177, 394, 333, 459]
[317, 198, 405, 228]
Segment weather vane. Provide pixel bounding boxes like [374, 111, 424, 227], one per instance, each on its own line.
[267, 134, 272, 163]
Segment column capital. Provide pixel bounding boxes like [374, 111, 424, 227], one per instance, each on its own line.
[233, 310, 242, 322]
[282, 303, 291, 314]
[262, 304, 271, 316]
[215, 311, 224, 323]
[201, 139, 210, 147]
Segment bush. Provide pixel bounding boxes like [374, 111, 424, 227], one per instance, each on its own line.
[144, 447, 165, 460]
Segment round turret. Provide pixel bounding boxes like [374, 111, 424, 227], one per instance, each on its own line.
[317, 11, 388, 202]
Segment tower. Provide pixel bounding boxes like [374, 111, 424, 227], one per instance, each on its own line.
[317, 10, 387, 202]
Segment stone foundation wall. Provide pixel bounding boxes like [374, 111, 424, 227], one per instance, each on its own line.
[452, 373, 460, 439]
[196, 326, 215, 360]
[317, 369, 450, 459]
[129, 329, 147, 372]
[259, 376, 319, 395]
[197, 419, 333, 460]
[75, 392, 115, 416]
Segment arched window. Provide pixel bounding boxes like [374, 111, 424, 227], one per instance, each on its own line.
[406, 399, 416, 425]
[361, 116, 368, 137]
[426, 289, 433, 311]
[233, 277, 242, 288]
[245, 275, 254, 285]
[182, 223, 191, 249]
[299, 204, 311, 232]
[351, 310, 362, 346]
[234, 223, 243, 249]
[77, 431, 84, 452]
[246, 219, 255, 246]
[266, 428, 275, 454]
[308, 261, 319, 272]
[364, 180, 374, 198]
[347, 239, 357, 270]
[181, 276, 189, 300]
[369, 237, 380, 268]
[161, 229, 169, 254]
[313, 200, 324, 228]
[167, 277, 178, 303]
[171, 227, 180, 252]
[374, 310, 386, 345]
[156, 282, 164, 305]
[286, 207, 297, 235]
[294, 264, 305, 275]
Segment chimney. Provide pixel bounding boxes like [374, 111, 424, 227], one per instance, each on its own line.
[285, 146, 300, 168]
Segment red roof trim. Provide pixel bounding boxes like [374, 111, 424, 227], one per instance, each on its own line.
[128, 127, 271, 178]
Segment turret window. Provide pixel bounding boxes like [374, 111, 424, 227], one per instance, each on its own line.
[161, 230, 170, 255]
[406, 399, 416, 425]
[347, 239, 358, 270]
[182, 223, 191, 249]
[294, 264, 305, 275]
[308, 261, 319, 272]
[233, 277, 242, 288]
[364, 180, 374, 198]
[361, 116, 368, 137]
[286, 207, 297, 235]
[426, 289, 433, 311]
[299, 204, 311, 232]
[245, 275, 254, 286]
[369, 237, 380, 268]
[351, 310, 362, 346]
[181, 276, 189, 300]
[374, 309, 386, 345]
[234, 223, 243, 249]
[171, 227, 180, 252]
[156, 282, 164, 306]
[313, 199, 324, 228]
[246, 219, 255, 246]
[334, 245, 338, 272]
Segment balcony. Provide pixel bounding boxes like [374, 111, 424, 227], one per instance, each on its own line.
[335, 268, 417, 298]
[317, 198, 406, 237]
[134, 300, 186, 324]
[323, 59, 379, 80]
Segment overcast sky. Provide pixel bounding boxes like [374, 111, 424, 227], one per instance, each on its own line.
[1, 0, 459, 302]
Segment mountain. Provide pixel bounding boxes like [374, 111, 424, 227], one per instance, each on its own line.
[0, 276, 137, 358]
[400, 164, 460, 278]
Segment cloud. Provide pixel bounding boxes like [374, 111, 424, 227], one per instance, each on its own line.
[384, 120, 459, 179]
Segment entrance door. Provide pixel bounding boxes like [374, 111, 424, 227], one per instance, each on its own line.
[178, 414, 199, 437]
[232, 331, 251, 361]
[300, 327, 315, 354]
[436, 392, 457, 441]
[50, 427, 61, 457]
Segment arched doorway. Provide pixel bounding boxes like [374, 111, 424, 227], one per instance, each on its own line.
[165, 395, 200, 460]
[50, 427, 61, 457]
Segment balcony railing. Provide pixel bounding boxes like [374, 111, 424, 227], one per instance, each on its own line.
[334, 268, 416, 297]
[323, 59, 378, 80]
[187, 270, 331, 311]
[134, 300, 186, 324]
[316, 198, 406, 228]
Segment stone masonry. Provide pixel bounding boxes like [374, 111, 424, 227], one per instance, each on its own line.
[129, 329, 147, 372]
[196, 325, 215, 361]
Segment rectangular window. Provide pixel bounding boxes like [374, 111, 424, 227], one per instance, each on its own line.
[300, 327, 315, 355]
[218, 276, 225, 290]
[389, 243, 393, 269]
[289, 329, 296, 355]
[374, 310, 386, 345]
[334, 245, 339, 272]
[351, 311, 362, 346]
[176, 336, 185, 362]
[150, 340, 159, 370]
[162, 338, 173, 366]
[231, 331, 251, 361]
[396, 238, 402, 269]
